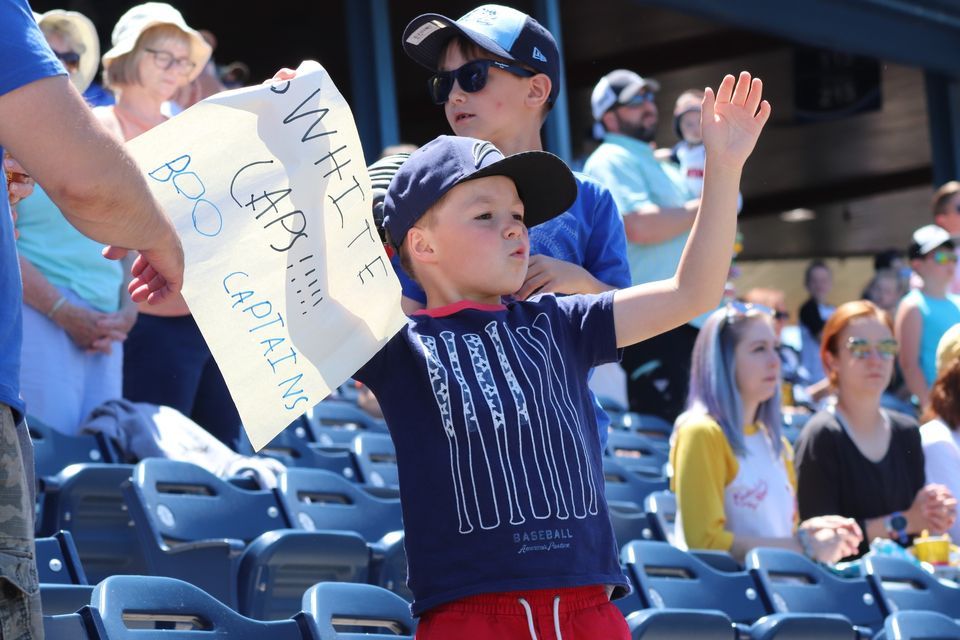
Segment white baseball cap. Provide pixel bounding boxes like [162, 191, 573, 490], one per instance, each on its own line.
[102, 2, 211, 83]
[35, 10, 100, 94]
[590, 69, 661, 122]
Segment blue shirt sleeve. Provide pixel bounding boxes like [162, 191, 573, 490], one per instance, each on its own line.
[0, 0, 66, 96]
[575, 174, 631, 289]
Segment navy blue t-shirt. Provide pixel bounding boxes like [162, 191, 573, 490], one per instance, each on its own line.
[355, 291, 629, 615]
[0, 0, 66, 419]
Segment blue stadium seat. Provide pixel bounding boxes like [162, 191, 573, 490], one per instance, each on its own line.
[625, 608, 736, 639]
[880, 610, 960, 640]
[29, 418, 117, 478]
[302, 582, 416, 639]
[123, 458, 371, 619]
[36, 531, 87, 585]
[624, 541, 855, 639]
[368, 532, 412, 602]
[643, 490, 677, 546]
[606, 431, 670, 466]
[92, 575, 313, 639]
[351, 433, 399, 489]
[35, 463, 145, 583]
[303, 402, 389, 447]
[607, 500, 662, 551]
[746, 547, 887, 636]
[43, 607, 106, 640]
[239, 422, 362, 482]
[603, 457, 668, 508]
[863, 555, 960, 617]
[278, 469, 402, 543]
[36, 530, 95, 615]
[617, 412, 674, 442]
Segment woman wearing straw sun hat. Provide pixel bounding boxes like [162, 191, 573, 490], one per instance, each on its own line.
[14, 8, 139, 436]
[34, 9, 100, 95]
[93, 4, 241, 449]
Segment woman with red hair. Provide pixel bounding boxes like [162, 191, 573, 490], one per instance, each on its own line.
[795, 301, 956, 557]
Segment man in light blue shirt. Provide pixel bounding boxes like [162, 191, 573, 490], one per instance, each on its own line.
[583, 69, 702, 422]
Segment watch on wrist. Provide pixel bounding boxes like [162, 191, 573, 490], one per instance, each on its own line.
[885, 511, 909, 544]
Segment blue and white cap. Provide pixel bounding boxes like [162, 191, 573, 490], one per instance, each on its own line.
[403, 4, 561, 104]
[383, 135, 576, 250]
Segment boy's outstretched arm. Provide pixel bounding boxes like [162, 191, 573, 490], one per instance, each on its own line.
[614, 72, 770, 348]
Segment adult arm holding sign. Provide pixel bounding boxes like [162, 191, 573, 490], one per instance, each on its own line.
[0, 75, 183, 303]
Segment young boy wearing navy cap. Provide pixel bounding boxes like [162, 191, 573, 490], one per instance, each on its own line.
[400, 4, 631, 445]
[399, 4, 630, 309]
[353, 72, 769, 637]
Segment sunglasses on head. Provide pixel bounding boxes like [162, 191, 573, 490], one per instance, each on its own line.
[723, 300, 774, 325]
[845, 337, 898, 360]
[428, 59, 536, 105]
[54, 50, 81, 70]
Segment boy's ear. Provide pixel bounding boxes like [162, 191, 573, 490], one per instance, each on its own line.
[407, 226, 438, 265]
[525, 74, 551, 109]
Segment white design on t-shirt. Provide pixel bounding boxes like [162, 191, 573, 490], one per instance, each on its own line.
[415, 313, 599, 535]
[417, 334, 475, 534]
[442, 330, 502, 531]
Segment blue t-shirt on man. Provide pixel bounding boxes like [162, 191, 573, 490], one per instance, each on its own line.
[0, 0, 66, 419]
[355, 292, 630, 615]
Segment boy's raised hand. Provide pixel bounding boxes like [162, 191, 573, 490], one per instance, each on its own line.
[701, 71, 770, 168]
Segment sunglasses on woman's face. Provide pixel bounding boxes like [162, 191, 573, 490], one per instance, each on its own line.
[428, 59, 536, 105]
[845, 337, 898, 360]
[54, 50, 81, 71]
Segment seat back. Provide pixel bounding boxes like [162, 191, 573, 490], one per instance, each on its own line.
[618, 413, 674, 441]
[864, 555, 960, 617]
[883, 610, 960, 640]
[625, 608, 736, 639]
[279, 469, 402, 542]
[304, 402, 390, 447]
[239, 419, 362, 482]
[92, 575, 310, 639]
[352, 433, 399, 488]
[643, 491, 677, 546]
[30, 418, 115, 478]
[746, 547, 887, 631]
[36, 463, 144, 582]
[35, 530, 87, 585]
[237, 530, 371, 621]
[622, 540, 767, 625]
[303, 582, 415, 639]
[606, 430, 670, 460]
[128, 458, 290, 545]
[43, 607, 107, 640]
[607, 501, 661, 551]
[603, 458, 668, 508]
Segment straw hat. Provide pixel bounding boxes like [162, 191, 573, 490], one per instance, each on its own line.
[936, 323, 960, 377]
[102, 2, 211, 83]
[35, 10, 100, 94]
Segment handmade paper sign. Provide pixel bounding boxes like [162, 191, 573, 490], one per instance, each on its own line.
[126, 60, 406, 450]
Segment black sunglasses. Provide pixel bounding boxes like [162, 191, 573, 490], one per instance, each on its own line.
[428, 59, 536, 105]
[54, 50, 81, 70]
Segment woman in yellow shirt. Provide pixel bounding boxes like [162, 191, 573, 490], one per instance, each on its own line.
[671, 302, 862, 562]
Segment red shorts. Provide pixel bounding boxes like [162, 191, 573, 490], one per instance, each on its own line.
[415, 585, 631, 640]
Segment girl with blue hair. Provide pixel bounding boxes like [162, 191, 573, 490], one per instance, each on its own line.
[671, 302, 863, 562]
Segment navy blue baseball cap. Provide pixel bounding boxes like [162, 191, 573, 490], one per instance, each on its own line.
[403, 4, 561, 104]
[383, 135, 576, 250]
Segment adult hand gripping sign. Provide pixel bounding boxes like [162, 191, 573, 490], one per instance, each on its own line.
[125, 60, 406, 450]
